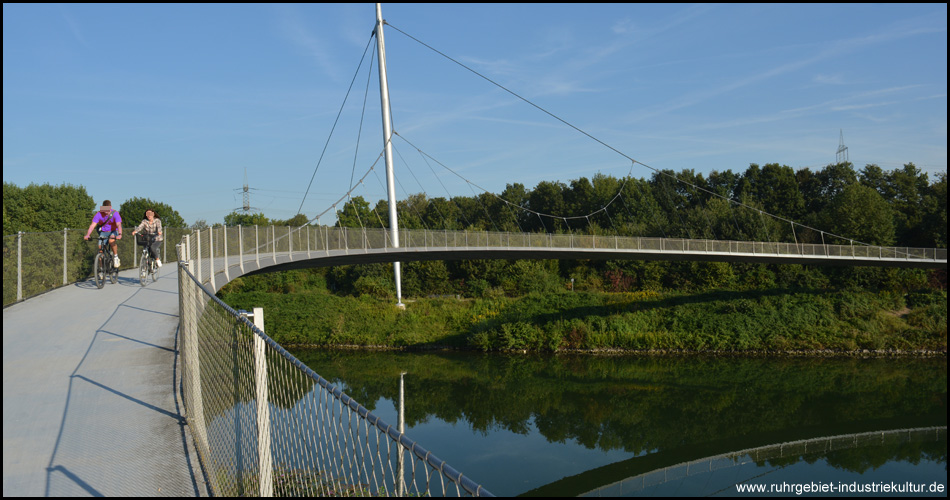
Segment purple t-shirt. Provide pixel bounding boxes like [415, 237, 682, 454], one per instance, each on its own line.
[93, 210, 122, 232]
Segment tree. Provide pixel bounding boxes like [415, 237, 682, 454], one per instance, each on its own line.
[3, 182, 95, 235]
[528, 180, 567, 232]
[118, 197, 187, 229]
[917, 171, 947, 248]
[336, 196, 374, 228]
[224, 211, 269, 227]
[757, 163, 805, 220]
[273, 213, 310, 227]
[820, 183, 895, 246]
[817, 162, 857, 200]
[883, 163, 932, 247]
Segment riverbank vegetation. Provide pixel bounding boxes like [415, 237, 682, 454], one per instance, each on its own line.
[218, 161, 946, 354]
[218, 262, 946, 353]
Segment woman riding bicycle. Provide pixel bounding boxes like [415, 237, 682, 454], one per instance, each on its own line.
[132, 208, 163, 268]
[84, 200, 123, 266]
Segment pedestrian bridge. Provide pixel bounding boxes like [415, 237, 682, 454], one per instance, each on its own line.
[3, 225, 946, 497]
[184, 225, 946, 294]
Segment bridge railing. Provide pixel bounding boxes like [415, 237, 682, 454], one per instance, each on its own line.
[176, 231, 494, 497]
[177, 225, 945, 292]
[6, 225, 944, 306]
[2, 228, 189, 306]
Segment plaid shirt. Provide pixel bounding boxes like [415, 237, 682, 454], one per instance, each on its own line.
[135, 218, 163, 241]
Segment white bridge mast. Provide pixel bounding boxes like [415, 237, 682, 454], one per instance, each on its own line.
[375, 3, 404, 308]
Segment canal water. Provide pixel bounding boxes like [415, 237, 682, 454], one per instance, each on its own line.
[287, 349, 947, 497]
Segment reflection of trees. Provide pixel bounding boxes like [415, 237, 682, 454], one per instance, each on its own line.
[194, 305, 318, 424]
[289, 350, 947, 457]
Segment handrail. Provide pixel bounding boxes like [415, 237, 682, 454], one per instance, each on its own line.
[176, 231, 494, 497]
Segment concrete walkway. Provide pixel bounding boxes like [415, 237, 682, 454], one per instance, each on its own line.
[3, 264, 206, 496]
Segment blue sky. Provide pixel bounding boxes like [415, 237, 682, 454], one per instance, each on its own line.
[4, 3, 947, 226]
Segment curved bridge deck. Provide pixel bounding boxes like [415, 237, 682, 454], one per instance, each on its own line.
[2, 266, 206, 497]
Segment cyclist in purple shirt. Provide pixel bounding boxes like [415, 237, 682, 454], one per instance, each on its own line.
[84, 200, 124, 267]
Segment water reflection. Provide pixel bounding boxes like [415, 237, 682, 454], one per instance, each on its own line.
[571, 427, 946, 497]
[288, 350, 947, 496]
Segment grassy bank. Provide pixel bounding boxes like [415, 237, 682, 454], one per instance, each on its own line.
[218, 285, 947, 353]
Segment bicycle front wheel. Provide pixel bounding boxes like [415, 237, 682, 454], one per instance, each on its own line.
[139, 256, 148, 286]
[94, 253, 105, 289]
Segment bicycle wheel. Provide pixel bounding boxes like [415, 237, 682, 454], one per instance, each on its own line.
[151, 260, 159, 282]
[94, 253, 105, 289]
[139, 255, 149, 286]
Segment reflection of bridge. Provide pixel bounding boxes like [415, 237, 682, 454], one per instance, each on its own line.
[520, 427, 947, 497]
[182, 226, 946, 294]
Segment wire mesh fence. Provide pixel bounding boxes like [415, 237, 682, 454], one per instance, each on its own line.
[176, 236, 494, 497]
[2, 227, 190, 306]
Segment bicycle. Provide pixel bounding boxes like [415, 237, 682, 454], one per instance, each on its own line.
[93, 235, 119, 289]
[138, 234, 160, 286]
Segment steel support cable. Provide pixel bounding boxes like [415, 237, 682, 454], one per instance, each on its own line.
[467, 181, 501, 232]
[367, 185, 394, 237]
[622, 171, 668, 238]
[370, 165, 400, 229]
[603, 205, 619, 236]
[657, 171, 694, 239]
[297, 35, 376, 216]
[385, 22, 881, 250]
[308, 147, 387, 224]
[409, 137, 473, 229]
[688, 177, 719, 241]
[394, 131, 635, 230]
[389, 144, 432, 231]
[393, 144, 442, 228]
[503, 199, 526, 233]
[346, 37, 379, 211]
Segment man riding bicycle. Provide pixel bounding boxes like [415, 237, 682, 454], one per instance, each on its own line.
[84, 200, 123, 266]
[132, 208, 163, 268]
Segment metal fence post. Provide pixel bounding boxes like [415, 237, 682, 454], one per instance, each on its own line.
[255, 225, 260, 266]
[17, 232, 23, 302]
[196, 231, 202, 284]
[239, 225, 244, 274]
[63, 228, 68, 286]
[288, 226, 293, 261]
[208, 227, 215, 291]
[223, 225, 229, 282]
[243, 307, 273, 497]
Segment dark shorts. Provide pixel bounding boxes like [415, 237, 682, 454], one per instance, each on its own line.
[99, 230, 118, 240]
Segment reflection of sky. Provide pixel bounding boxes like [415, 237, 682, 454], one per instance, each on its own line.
[369, 397, 640, 497]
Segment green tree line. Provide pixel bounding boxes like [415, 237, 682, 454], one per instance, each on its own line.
[3, 182, 187, 235]
[333, 162, 946, 249]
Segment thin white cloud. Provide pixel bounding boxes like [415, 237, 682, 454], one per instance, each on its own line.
[813, 74, 847, 85]
[831, 101, 898, 112]
[630, 19, 944, 124]
[277, 7, 339, 81]
[59, 7, 87, 48]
